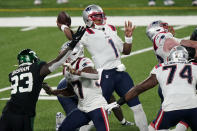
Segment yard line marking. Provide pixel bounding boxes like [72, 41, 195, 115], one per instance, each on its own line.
[0, 16, 197, 27]
[0, 35, 190, 94]
[0, 7, 196, 12]
[20, 26, 37, 31]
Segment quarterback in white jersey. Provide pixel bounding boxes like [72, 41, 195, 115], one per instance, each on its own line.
[80, 23, 124, 69]
[111, 45, 197, 130]
[79, 4, 149, 131]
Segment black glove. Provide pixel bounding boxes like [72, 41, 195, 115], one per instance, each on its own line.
[69, 26, 86, 49]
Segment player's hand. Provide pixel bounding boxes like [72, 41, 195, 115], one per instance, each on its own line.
[105, 102, 119, 113]
[125, 21, 135, 37]
[69, 26, 86, 49]
[64, 63, 78, 75]
[42, 82, 53, 95]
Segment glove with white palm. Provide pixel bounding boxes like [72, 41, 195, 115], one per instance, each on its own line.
[104, 102, 119, 114]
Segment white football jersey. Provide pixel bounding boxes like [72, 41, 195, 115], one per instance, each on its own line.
[80, 24, 123, 69]
[153, 32, 181, 63]
[63, 57, 107, 113]
[151, 62, 197, 111]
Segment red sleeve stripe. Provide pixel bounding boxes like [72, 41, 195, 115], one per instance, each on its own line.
[75, 58, 83, 70]
[108, 24, 116, 31]
[192, 62, 197, 65]
[86, 28, 95, 34]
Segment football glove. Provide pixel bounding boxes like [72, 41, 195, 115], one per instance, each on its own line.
[104, 102, 119, 113]
[69, 26, 86, 49]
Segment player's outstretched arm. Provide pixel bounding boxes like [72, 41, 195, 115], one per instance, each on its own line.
[117, 74, 158, 106]
[122, 21, 135, 55]
[42, 82, 75, 97]
[180, 40, 197, 58]
[40, 26, 86, 77]
[66, 65, 99, 80]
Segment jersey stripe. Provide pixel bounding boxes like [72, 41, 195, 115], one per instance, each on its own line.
[108, 24, 116, 31]
[75, 58, 83, 70]
[100, 107, 110, 131]
[86, 28, 95, 34]
[155, 110, 164, 130]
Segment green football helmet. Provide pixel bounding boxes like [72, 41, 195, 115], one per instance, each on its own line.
[17, 49, 39, 65]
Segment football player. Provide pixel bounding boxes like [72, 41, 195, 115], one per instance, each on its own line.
[76, 4, 148, 131]
[110, 45, 197, 130]
[57, 12, 134, 126]
[43, 42, 111, 131]
[146, 20, 197, 131]
[0, 27, 85, 131]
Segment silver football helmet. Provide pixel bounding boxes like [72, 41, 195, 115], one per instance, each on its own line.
[146, 20, 174, 41]
[167, 45, 189, 63]
[60, 41, 84, 63]
[82, 4, 106, 27]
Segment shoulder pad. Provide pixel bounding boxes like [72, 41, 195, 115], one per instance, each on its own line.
[108, 24, 116, 31]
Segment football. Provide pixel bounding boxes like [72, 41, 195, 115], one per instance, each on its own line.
[57, 11, 71, 27]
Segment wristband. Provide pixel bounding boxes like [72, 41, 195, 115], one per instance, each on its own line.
[125, 36, 133, 44]
[61, 24, 69, 32]
[117, 97, 126, 106]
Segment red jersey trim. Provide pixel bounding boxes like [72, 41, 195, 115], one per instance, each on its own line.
[86, 28, 95, 34]
[108, 24, 116, 31]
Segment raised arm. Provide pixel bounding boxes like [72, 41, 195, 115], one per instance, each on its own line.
[42, 82, 75, 97]
[40, 26, 86, 77]
[122, 21, 135, 55]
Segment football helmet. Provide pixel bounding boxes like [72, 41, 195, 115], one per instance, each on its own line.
[146, 20, 175, 41]
[60, 41, 84, 63]
[167, 45, 189, 63]
[17, 49, 39, 65]
[83, 4, 106, 27]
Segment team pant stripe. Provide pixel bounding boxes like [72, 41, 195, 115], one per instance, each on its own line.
[100, 108, 110, 131]
[155, 110, 164, 130]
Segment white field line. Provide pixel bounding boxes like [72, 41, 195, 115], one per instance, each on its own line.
[0, 35, 190, 94]
[20, 26, 37, 31]
[0, 16, 197, 27]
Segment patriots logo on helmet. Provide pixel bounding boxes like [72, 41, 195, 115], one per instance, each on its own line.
[85, 7, 91, 12]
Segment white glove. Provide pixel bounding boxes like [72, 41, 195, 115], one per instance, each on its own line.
[104, 102, 119, 113]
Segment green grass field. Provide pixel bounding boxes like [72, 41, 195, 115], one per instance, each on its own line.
[0, 0, 197, 130]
